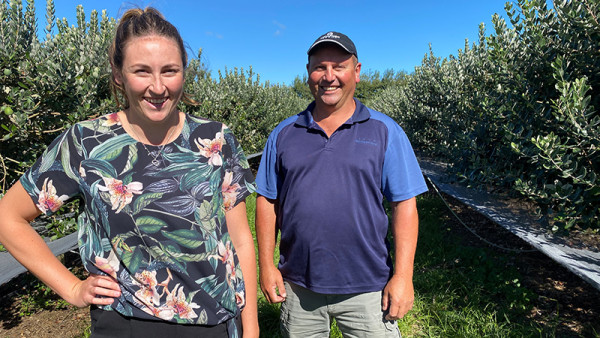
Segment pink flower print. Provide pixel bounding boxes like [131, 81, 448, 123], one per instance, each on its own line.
[133, 270, 161, 308]
[164, 284, 200, 320]
[236, 290, 245, 307]
[103, 113, 121, 126]
[195, 132, 224, 166]
[37, 178, 68, 214]
[94, 250, 120, 279]
[78, 164, 86, 178]
[222, 171, 240, 211]
[216, 240, 236, 286]
[97, 177, 143, 213]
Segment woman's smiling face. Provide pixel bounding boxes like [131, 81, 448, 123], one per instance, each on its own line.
[114, 34, 184, 125]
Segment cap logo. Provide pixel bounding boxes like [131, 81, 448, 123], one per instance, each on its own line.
[321, 32, 341, 40]
[308, 31, 357, 58]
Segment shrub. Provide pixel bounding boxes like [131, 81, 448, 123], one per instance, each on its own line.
[183, 65, 308, 154]
[371, 0, 600, 231]
[0, 0, 116, 191]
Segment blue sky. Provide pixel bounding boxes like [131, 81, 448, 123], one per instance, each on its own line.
[34, 1, 515, 86]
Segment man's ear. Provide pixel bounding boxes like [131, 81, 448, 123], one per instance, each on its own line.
[355, 62, 362, 83]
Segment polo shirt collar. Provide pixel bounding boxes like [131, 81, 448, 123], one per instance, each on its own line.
[296, 98, 371, 129]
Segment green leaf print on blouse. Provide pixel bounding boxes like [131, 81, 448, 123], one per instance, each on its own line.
[161, 229, 205, 249]
[37, 132, 66, 172]
[132, 193, 165, 215]
[179, 165, 213, 191]
[60, 136, 79, 181]
[135, 215, 167, 233]
[81, 158, 118, 178]
[88, 132, 138, 161]
[126, 246, 145, 274]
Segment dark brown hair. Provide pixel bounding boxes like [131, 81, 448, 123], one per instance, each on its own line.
[109, 7, 194, 108]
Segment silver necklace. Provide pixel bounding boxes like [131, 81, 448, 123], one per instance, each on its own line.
[129, 123, 177, 166]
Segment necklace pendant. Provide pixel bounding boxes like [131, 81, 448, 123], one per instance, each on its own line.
[151, 158, 160, 166]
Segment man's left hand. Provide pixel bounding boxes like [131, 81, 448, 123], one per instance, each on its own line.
[381, 274, 414, 320]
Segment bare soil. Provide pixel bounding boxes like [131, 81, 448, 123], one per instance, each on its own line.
[0, 254, 90, 338]
[0, 306, 89, 338]
[1, 193, 599, 337]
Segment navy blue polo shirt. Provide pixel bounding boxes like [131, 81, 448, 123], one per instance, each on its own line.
[256, 99, 427, 294]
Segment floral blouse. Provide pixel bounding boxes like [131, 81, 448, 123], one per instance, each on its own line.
[20, 113, 255, 336]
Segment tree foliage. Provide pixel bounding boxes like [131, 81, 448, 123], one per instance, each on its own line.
[1, 0, 598, 232]
[0, 0, 307, 193]
[372, 0, 600, 231]
[0, 0, 116, 192]
[183, 65, 307, 154]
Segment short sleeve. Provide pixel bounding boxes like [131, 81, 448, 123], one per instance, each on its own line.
[20, 126, 83, 215]
[380, 119, 428, 201]
[255, 128, 279, 199]
[255, 115, 297, 200]
[221, 124, 256, 211]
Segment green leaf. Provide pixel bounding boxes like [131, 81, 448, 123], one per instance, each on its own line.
[245, 180, 256, 194]
[209, 169, 222, 195]
[81, 158, 118, 178]
[128, 246, 144, 273]
[132, 193, 164, 215]
[89, 133, 137, 161]
[179, 164, 212, 191]
[195, 200, 214, 222]
[161, 229, 204, 249]
[120, 144, 138, 175]
[155, 162, 206, 177]
[164, 250, 210, 262]
[162, 145, 201, 162]
[121, 245, 143, 272]
[195, 275, 221, 298]
[60, 139, 78, 181]
[38, 134, 65, 172]
[135, 215, 167, 233]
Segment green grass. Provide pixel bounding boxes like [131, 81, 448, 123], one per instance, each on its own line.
[403, 192, 542, 337]
[247, 192, 549, 338]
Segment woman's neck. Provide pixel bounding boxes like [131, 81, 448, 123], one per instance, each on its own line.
[118, 110, 184, 145]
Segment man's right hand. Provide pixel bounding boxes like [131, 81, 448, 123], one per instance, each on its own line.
[259, 265, 286, 304]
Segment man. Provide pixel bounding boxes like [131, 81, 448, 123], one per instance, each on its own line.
[255, 31, 428, 337]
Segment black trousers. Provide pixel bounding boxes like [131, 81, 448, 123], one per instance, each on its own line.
[90, 306, 241, 338]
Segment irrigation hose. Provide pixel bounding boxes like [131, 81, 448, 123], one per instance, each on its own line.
[425, 176, 537, 254]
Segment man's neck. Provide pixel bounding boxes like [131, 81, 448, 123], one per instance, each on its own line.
[312, 99, 356, 137]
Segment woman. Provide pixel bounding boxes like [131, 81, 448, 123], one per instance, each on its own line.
[0, 7, 258, 337]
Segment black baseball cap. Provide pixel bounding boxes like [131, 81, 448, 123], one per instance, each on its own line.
[307, 31, 357, 59]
